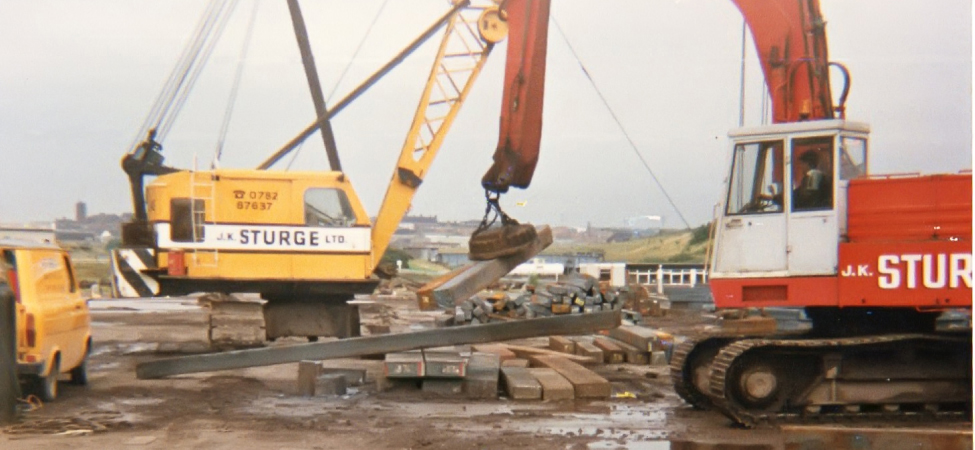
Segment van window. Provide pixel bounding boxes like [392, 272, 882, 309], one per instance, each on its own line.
[63, 255, 76, 293]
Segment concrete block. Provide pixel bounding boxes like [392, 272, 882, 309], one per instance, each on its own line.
[297, 360, 321, 396]
[320, 368, 367, 386]
[422, 379, 464, 397]
[501, 367, 542, 400]
[529, 368, 574, 401]
[463, 352, 500, 400]
[423, 350, 467, 378]
[317, 373, 347, 396]
[384, 351, 424, 378]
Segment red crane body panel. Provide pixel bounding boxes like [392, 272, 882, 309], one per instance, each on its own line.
[839, 173, 972, 308]
[711, 174, 973, 310]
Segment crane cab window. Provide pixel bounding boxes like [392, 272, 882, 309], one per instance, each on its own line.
[171, 198, 206, 242]
[791, 137, 834, 211]
[304, 188, 356, 227]
[726, 140, 784, 215]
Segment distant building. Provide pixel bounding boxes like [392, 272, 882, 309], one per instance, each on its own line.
[437, 247, 471, 268]
[76, 201, 88, 222]
[608, 215, 663, 241]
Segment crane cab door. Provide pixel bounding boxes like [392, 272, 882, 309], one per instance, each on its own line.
[714, 130, 867, 278]
[713, 139, 788, 274]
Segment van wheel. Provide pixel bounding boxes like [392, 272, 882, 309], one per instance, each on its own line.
[38, 359, 59, 402]
[69, 354, 89, 386]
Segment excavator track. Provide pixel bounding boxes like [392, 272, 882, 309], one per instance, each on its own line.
[706, 333, 972, 428]
[670, 336, 732, 410]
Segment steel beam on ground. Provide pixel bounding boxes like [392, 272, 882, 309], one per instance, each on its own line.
[136, 310, 620, 379]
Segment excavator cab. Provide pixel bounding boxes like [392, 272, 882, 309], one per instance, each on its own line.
[710, 120, 870, 308]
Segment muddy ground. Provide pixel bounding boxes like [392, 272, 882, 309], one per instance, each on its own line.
[1, 296, 969, 449]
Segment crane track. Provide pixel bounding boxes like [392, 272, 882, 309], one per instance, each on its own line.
[706, 333, 971, 428]
[669, 338, 712, 410]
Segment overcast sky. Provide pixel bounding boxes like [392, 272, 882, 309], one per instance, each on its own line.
[0, 0, 970, 229]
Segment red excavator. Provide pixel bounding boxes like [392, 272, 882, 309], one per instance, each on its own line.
[478, 0, 972, 426]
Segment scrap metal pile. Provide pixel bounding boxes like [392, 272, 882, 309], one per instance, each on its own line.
[438, 274, 628, 326]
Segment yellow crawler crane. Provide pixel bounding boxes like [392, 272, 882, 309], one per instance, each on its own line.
[114, 0, 527, 343]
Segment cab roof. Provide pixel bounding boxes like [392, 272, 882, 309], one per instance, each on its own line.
[0, 239, 62, 251]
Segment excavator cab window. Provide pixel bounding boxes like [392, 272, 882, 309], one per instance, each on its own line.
[304, 188, 356, 227]
[726, 140, 784, 215]
[791, 137, 834, 211]
[839, 137, 867, 181]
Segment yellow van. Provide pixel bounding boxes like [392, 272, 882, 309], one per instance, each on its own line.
[2, 241, 91, 401]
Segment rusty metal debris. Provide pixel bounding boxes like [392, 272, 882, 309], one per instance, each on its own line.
[2, 410, 128, 436]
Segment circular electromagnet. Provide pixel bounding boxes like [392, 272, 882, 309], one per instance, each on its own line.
[477, 7, 508, 44]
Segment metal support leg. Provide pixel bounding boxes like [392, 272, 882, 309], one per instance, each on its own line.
[0, 283, 19, 424]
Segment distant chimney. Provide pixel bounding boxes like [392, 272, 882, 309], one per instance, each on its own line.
[76, 201, 87, 222]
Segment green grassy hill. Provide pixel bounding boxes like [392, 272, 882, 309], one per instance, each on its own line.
[547, 224, 711, 264]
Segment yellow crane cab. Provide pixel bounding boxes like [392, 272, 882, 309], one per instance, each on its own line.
[142, 169, 374, 292]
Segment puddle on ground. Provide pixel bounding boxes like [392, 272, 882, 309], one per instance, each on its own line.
[509, 402, 669, 444]
[587, 441, 670, 450]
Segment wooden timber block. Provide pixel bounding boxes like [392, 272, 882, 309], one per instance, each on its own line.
[463, 352, 500, 399]
[297, 360, 321, 397]
[529, 355, 610, 399]
[502, 358, 530, 368]
[574, 341, 604, 364]
[604, 338, 649, 365]
[528, 368, 575, 401]
[549, 336, 576, 354]
[472, 344, 517, 362]
[592, 337, 626, 364]
[607, 326, 673, 352]
[504, 344, 598, 365]
[423, 350, 467, 378]
[501, 367, 542, 400]
[384, 351, 424, 378]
